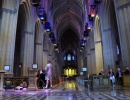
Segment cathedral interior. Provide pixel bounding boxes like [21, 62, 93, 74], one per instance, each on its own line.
[0, 0, 130, 100]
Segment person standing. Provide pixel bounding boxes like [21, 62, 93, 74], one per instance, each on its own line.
[108, 69, 115, 86]
[45, 61, 53, 89]
[116, 68, 123, 85]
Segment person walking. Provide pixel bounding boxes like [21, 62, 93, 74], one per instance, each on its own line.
[108, 69, 115, 86]
[45, 61, 53, 89]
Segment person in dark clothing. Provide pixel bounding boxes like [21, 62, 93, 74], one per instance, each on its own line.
[37, 70, 46, 89]
[116, 68, 123, 85]
[124, 67, 130, 75]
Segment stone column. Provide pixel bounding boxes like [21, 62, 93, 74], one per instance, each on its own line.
[48, 41, 53, 62]
[77, 47, 82, 75]
[56, 53, 62, 77]
[52, 50, 56, 77]
[35, 43, 43, 70]
[99, 0, 118, 72]
[22, 31, 34, 76]
[43, 50, 48, 69]
[52, 57, 55, 77]
[114, 0, 130, 69]
[83, 45, 88, 76]
[94, 16, 104, 75]
[35, 22, 44, 70]
[43, 32, 49, 69]
[86, 40, 92, 74]
[89, 30, 96, 74]
[0, 1, 19, 73]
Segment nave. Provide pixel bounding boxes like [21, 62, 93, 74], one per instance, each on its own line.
[1, 81, 130, 100]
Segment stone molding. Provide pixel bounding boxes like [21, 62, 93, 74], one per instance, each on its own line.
[35, 43, 42, 45]
[95, 41, 102, 44]
[103, 28, 114, 32]
[24, 31, 33, 35]
[90, 48, 95, 51]
[0, 8, 17, 14]
[117, 2, 130, 10]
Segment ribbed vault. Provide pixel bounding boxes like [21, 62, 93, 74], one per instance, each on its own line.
[50, 0, 85, 40]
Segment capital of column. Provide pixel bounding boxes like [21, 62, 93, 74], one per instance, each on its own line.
[87, 54, 90, 55]
[24, 31, 33, 35]
[103, 28, 114, 32]
[90, 48, 95, 51]
[35, 43, 42, 45]
[95, 41, 102, 44]
[117, 2, 130, 10]
[0, 8, 17, 14]
[43, 50, 48, 51]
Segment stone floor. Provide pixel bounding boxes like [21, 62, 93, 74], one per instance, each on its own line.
[1, 81, 130, 100]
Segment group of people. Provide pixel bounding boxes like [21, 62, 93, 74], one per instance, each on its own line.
[99, 67, 130, 86]
[37, 61, 53, 89]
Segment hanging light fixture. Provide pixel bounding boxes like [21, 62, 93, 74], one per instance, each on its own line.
[37, 7, 46, 21]
[88, 21, 93, 29]
[85, 23, 92, 30]
[94, 0, 101, 4]
[84, 30, 90, 41]
[45, 22, 51, 32]
[49, 32, 55, 41]
[31, 0, 41, 7]
[54, 45, 58, 51]
[81, 39, 85, 46]
[90, 5, 97, 17]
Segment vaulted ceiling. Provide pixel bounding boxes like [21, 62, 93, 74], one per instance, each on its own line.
[49, 0, 86, 52]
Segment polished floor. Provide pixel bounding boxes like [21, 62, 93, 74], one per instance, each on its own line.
[1, 81, 130, 100]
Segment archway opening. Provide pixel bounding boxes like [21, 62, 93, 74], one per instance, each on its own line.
[60, 29, 79, 77]
[13, 4, 26, 76]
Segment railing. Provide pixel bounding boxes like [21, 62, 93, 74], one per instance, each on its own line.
[76, 75, 110, 89]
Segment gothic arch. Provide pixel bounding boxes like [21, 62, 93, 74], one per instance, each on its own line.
[33, 19, 43, 69]
[13, 0, 34, 76]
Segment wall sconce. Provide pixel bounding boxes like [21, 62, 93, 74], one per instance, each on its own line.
[80, 47, 83, 52]
[84, 30, 89, 37]
[37, 7, 46, 21]
[31, 0, 41, 7]
[90, 5, 97, 17]
[81, 39, 86, 46]
[85, 23, 92, 30]
[45, 22, 51, 32]
[19, 63, 22, 68]
[54, 45, 59, 51]
[80, 50, 83, 52]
